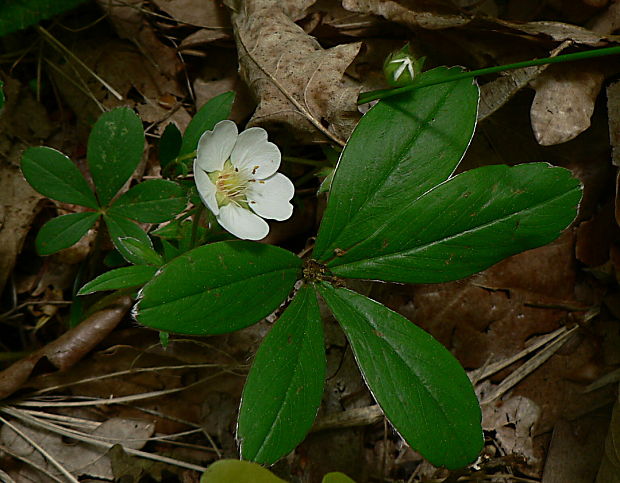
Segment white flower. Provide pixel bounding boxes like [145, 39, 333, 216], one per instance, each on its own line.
[193, 120, 294, 240]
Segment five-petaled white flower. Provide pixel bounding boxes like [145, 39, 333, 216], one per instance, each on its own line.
[193, 120, 294, 240]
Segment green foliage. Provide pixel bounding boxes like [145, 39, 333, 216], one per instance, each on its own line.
[317, 283, 482, 469]
[0, 0, 89, 36]
[77, 265, 157, 295]
[21, 146, 99, 209]
[179, 91, 235, 159]
[313, 67, 478, 262]
[35, 212, 99, 255]
[103, 215, 154, 265]
[136, 241, 302, 335]
[326, 163, 581, 283]
[159, 122, 182, 170]
[238, 285, 325, 464]
[201, 459, 286, 483]
[107, 179, 187, 223]
[200, 460, 356, 483]
[87, 107, 145, 206]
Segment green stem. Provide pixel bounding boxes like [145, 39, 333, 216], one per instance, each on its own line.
[190, 204, 205, 248]
[162, 150, 197, 178]
[358, 45, 620, 104]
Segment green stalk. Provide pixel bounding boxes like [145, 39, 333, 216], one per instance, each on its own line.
[358, 45, 620, 104]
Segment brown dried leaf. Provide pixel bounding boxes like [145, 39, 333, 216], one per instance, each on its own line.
[342, 0, 471, 29]
[0, 78, 52, 295]
[530, 63, 605, 146]
[227, 0, 361, 143]
[543, 412, 611, 483]
[596, 390, 620, 483]
[607, 81, 620, 167]
[0, 417, 154, 481]
[0, 297, 132, 400]
[482, 395, 541, 469]
[151, 0, 231, 28]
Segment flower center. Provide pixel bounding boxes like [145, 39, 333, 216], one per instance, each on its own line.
[209, 160, 250, 208]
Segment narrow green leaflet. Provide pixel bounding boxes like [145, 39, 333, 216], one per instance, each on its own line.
[21, 147, 99, 209]
[103, 214, 153, 265]
[159, 122, 182, 170]
[36, 212, 99, 255]
[136, 241, 301, 335]
[87, 107, 144, 206]
[313, 67, 479, 262]
[78, 265, 157, 295]
[114, 237, 163, 266]
[107, 179, 186, 223]
[179, 91, 235, 158]
[238, 285, 325, 465]
[0, 0, 88, 36]
[316, 283, 483, 470]
[328, 163, 582, 283]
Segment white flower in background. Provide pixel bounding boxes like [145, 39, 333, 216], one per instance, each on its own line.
[193, 120, 294, 240]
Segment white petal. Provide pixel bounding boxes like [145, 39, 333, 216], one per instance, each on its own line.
[230, 127, 281, 179]
[247, 173, 294, 221]
[196, 120, 238, 172]
[193, 160, 219, 215]
[217, 203, 269, 240]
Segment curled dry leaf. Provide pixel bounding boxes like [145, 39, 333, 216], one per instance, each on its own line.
[342, 0, 471, 29]
[530, 63, 605, 146]
[226, 0, 361, 143]
[529, 0, 620, 146]
[0, 296, 132, 400]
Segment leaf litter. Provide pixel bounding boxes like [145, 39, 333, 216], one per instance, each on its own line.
[1, 0, 620, 481]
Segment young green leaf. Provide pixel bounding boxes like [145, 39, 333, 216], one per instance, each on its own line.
[78, 265, 157, 295]
[200, 459, 286, 483]
[35, 212, 100, 255]
[135, 241, 301, 335]
[316, 283, 483, 470]
[238, 285, 325, 465]
[107, 179, 186, 223]
[103, 214, 153, 265]
[21, 147, 99, 209]
[313, 67, 479, 262]
[114, 237, 163, 266]
[322, 473, 357, 483]
[328, 163, 582, 283]
[159, 122, 182, 170]
[0, 0, 89, 36]
[178, 91, 235, 158]
[87, 107, 145, 206]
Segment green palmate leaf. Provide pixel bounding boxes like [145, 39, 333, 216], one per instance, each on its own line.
[327, 163, 582, 283]
[179, 91, 235, 158]
[36, 212, 100, 255]
[78, 265, 157, 295]
[316, 283, 482, 470]
[107, 179, 186, 223]
[238, 285, 325, 465]
[159, 122, 182, 170]
[200, 459, 286, 483]
[136, 241, 301, 335]
[87, 107, 145, 206]
[21, 147, 99, 209]
[0, 0, 89, 36]
[103, 214, 153, 265]
[313, 67, 479, 262]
